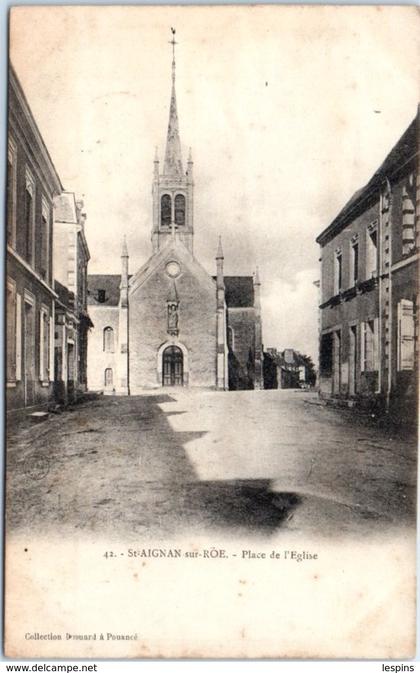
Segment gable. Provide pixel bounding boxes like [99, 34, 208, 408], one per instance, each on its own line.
[129, 240, 216, 298]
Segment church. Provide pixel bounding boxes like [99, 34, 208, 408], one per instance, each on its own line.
[87, 34, 263, 393]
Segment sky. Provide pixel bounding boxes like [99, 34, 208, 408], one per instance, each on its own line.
[9, 5, 419, 363]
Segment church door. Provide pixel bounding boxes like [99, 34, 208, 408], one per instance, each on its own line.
[162, 346, 183, 386]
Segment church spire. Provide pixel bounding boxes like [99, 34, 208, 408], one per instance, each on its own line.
[164, 28, 183, 177]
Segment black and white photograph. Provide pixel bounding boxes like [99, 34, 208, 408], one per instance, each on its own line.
[4, 4, 419, 660]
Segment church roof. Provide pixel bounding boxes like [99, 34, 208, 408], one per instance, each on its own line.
[87, 274, 131, 306]
[217, 276, 255, 308]
[88, 273, 255, 308]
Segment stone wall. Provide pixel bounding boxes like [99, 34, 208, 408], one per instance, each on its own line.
[87, 305, 119, 391]
[129, 263, 217, 389]
[227, 307, 256, 389]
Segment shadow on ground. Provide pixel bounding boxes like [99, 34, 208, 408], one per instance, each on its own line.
[130, 480, 302, 538]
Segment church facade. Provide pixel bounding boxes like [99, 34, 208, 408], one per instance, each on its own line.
[87, 40, 263, 393]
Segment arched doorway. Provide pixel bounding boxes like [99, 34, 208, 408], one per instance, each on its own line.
[162, 345, 183, 386]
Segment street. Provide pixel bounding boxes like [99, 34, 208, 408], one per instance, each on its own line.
[6, 390, 417, 541]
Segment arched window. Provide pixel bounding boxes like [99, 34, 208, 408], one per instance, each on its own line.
[104, 368, 113, 387]
[103, 326, 114, 353]
[174, 194, 185, 226]
[161, 194, 171, 227]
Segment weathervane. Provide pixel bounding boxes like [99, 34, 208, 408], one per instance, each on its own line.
[169, 27, 177, 82]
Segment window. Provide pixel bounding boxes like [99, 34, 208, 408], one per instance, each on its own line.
[320, 333, 333, 376]
[334, 249, 342, 294]
[350, 236, 359, 285]
[366, 222, 378, 279]
[227, 326, 235, 351]
[40, 198, 50, 281]
[174, 194, 185, 226]
[397, 299, 415, 371]
[25, 168, 35, 266]
[161, 194, 171, 227]
[103, 326, 115, 353]
[97, 289, 106, 303]
[360, 319, 379, 372]
[402, 182, 415, 256]
[104, 368, 113, 387]
[39, 307, 50, 382]
[7, 137, 17, 248]
[6, 281, 16, 382]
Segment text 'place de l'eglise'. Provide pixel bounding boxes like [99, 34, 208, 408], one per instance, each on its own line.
[6, 34, 419, 424]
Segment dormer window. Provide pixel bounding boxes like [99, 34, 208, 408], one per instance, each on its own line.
[97, 289, 106, 303]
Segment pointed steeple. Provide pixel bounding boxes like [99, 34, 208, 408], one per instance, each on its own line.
[121, 234, 128, 258]
[216, 235, 224, 260]
[164, 28, 183, 177]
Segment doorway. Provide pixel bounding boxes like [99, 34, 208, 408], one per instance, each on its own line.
[104, 367, 113, 391]
[162, 345, 183, 386]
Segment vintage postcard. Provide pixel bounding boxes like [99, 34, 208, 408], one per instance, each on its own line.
[5, 4, 419, 659]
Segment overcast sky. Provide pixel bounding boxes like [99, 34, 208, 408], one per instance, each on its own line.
[10, 6, 419, 362]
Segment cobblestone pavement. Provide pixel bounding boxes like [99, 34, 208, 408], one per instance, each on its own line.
[6, 390, 417, 541]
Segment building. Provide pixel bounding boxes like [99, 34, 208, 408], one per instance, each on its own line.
[53, 192, 92, 404]
[6, 65, 62, 413]
[87, 36, 263, 393]
[263, 348, 315, 390]
[316, 110, 419, 417]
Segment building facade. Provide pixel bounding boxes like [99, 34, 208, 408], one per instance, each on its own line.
[53, 192, 92, 404]
[317, 110, 419, 417]
[7, 65, 62, 413]
[263, 348, 314, 390]
[87, 41, 263, 393]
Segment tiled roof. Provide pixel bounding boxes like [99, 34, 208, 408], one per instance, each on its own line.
[88, 274, 254, 308]
[87, 275, 124, 306]
[218, 276, 254, 308]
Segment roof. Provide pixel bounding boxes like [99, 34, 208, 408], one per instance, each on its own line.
[88, 275, 128, 306]
[89, 273, 254, 308]
[316, 115, 418, 246]
[219, 276, 254, 308]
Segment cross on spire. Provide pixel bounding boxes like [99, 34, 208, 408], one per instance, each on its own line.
[169, 27, 177, 83]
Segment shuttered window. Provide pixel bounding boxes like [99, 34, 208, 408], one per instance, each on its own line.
[397, 300, 415, 371]
[360, 319, 379, 372]
[7, 137, 17, 248]
[6, 282, 16, 382]
[40, 198, 50, 281]
[25, 168, 35, 266]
